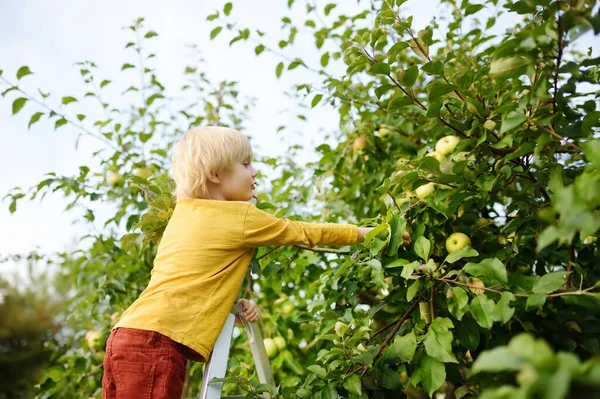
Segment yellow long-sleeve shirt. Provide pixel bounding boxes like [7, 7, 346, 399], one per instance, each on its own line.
[113, 198, 358, 361]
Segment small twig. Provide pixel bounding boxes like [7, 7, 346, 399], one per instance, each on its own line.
[256, 246, 281, 260]
[553, 15, 563, 115]
[388, 190, 402, 213]
[564, 244, 575, 287]
[538, 124, 583, 152]
[429, 286, 435, 321]
[286, 247, 302, 269]
[435, 277, 597, 298]
[351, 300, 420, 377]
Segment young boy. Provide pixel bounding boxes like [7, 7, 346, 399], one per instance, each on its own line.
[101, 126, 402, 398]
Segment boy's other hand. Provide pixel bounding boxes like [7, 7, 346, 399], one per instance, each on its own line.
[238, 298, 259, 322]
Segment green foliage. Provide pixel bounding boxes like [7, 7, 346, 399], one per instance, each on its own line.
[0, 268, 62, 399]
[1, 0, 600, 398]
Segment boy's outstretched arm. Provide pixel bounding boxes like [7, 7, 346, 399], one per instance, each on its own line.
[242, 204, 411, 248]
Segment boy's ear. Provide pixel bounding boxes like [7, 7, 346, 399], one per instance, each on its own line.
[206, 169, 220, 184]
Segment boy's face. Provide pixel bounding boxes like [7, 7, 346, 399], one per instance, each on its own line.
[219, 161, 257, 201]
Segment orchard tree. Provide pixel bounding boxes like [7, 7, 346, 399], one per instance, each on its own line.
[2, 0, 600, 397]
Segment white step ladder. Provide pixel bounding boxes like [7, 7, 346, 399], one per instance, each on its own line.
[197, 302, 275, 399]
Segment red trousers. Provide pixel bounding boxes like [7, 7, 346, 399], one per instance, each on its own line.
[102, 327, 204, 399]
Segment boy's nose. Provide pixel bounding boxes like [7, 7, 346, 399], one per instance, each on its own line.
[251, 167, 258, 178]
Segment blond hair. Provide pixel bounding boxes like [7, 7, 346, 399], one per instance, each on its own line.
[171, 126, 253, 200]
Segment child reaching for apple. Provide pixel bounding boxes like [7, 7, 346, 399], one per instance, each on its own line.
[102, 126, 407, 398]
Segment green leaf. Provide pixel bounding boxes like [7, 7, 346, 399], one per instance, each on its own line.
[493, 292, 515, 324]
[55, 118, 67, 129]
[255, 45, 265, 56]
[146, 93, 165, 106]
[388, 96, 414, 110]
[276, 62, 284, 78]
[394, 331, 417, 362]
[311, 94, 323, 108]
[423, 317, 458, 363]
[224, 2, 232, 15]
[582, 139, 600, 169]
[464, 258, 507, 283]
[414, 236, 431, 261]
[427, 82, 454, 102]
[500, 112, 527, 134]
[407, 280, 421, 301]
[457, 315, 480, 350]
[320, 52, 330, 67]
[210, 27, 222, 40]
[369, 63, 390, 75]
[400, 261, 419, 279]
[444, 246, 479, 264]
[12, 97, 28, 115]
[62, 96, 77, 105]
[526, 293, 546, 310]
[388, 42, 409, 59]
[206, 12, 219, 21]
[17, 66, 33, 80]
[387, 213, 407, 256]
[465, 4, 485, 16]
[307, 365, 327, 379]
[343, 375, 362, 396]
[421, 61, 444, 75]
[472, 347, 521, 373]
[121, 63, 135, 70]
[324, 3, 337, 16]
[402, 65, 418, 86]
[532, 271, 566, 294]
[470, 295, 496, 329]
[100, 79, 111, 88]
[447, 287, 469, 320]
[375, 84, 394, 99]
[417, 355, 446, 397]
[144, 31, 158, 38]
[489, 56, 529, 78]
[28, 112, 44, 129]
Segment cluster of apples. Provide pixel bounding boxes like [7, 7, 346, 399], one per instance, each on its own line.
[263, 336, 287, 358]
[415, 135, 464, 200]
[351, 123, 398, 155]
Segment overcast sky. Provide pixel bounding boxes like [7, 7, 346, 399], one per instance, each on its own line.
[1, 0, 597, 283]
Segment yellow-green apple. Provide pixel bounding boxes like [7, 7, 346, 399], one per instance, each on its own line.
[85, 330, 105, 350]
[426, 151, 446, 162]
[415, 182, 436, 200]
[445, 232, 471, 253]
[353, 137, 369, 155]
[435, 135, 460, 155]
[107, 172, 125, 187]
[135, 166, 154, 179]
[263, 338, 278, 358]
[378, 124, 394, 141]
[274, 336, 287, 351]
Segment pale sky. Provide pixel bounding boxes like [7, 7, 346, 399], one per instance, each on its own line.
[1, 0, 597, 283]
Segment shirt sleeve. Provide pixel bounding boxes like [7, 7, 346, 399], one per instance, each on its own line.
[242, 204, 359, 248]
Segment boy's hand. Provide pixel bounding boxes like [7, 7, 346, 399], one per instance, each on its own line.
[234, 298, 259, 326]
[357, 227, 411, 246]
[357, 227, 374, 243]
